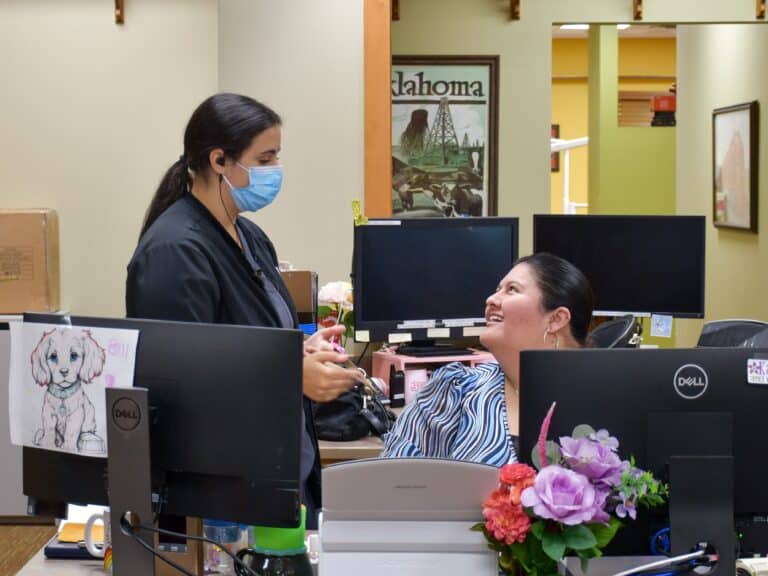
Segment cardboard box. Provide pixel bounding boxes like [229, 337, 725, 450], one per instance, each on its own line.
[280, 270, 317, 325]
[0, 209, 60, 313]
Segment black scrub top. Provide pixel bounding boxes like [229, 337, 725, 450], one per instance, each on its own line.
[125, 192, 322, 527]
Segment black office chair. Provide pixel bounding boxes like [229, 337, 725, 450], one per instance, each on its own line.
[587, 315, 640, 348]
[696, 319, 768, 347]
[740, 327, 768, 348]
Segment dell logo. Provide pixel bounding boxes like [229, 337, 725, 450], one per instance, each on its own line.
[112, 397, 141, 431]
[673, 364, 708, 399]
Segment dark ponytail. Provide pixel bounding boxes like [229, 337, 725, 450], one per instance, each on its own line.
[140, 157, 190, 238]
[515, 252, 594, 346]
[139, 93, 281, 238]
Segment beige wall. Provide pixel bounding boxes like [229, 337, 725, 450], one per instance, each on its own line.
[218, 0, 364, 288]
[676, 24, 768, 346]
[0, 0, 218, 317]
[392, 0, 553, 256]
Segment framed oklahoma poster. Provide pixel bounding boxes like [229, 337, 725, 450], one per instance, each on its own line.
[391, 55, 499, 217]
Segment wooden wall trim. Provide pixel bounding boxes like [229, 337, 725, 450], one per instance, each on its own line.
[363, 0, 392, 217]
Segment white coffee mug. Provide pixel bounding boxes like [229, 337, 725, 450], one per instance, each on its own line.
[84, 509, 111, 559]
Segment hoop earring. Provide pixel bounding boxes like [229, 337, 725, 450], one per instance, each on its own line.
[544, 328, 560, 349]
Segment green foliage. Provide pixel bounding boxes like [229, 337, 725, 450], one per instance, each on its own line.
[541, 531, 566, 562]
[588, 517, 622, 548]
[562, 525, 597, 551]
[530, 520, 545, 541]
[510, 536, 559, 576]
[530, 440, 561, 471]
[317, 305, 355, 344]
[571, 424, 596, 439]
[618, 465, 669, 510]
[317, 304, 335, 318]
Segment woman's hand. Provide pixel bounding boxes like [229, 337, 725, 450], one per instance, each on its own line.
[304, 325, 346, 355]
[302, 350, 365, 403]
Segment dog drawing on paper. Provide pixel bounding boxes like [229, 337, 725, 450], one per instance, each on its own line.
[30, 328, 106, 454]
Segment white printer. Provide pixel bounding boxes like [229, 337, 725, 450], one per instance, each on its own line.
[319, 458, 499, 576]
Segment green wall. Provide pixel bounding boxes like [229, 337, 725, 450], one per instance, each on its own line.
[588, 26, 676, 216]
[588, 26, 678, 347]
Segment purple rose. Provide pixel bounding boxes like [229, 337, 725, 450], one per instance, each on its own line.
[520, 465, 604, 525]
[591, 485, 611, 524]
[559, 436, 624, 487]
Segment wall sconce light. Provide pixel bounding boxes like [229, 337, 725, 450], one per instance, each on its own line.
[115, 0, 124, 24]
[511, 0, 520, 20]
[758, 0, 766, 19]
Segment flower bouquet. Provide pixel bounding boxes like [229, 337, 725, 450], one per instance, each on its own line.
[473, 404, 668, 576]
[317, 281, 354, 345]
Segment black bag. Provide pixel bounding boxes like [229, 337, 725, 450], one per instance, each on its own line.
[313, 382, 397, 442]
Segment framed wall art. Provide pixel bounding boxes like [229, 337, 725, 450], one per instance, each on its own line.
[391, 55, 499, 217]
[712, 101, 759, 232]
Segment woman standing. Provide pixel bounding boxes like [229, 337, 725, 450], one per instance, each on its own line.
[126, 93, 361, 527]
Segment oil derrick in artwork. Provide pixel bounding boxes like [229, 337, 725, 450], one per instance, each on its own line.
[411, 98, 469, 173]
[425, 97, 459, 166]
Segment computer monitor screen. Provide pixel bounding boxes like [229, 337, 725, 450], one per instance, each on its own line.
[22, 313, 303, 527]
[533, 215, 705, 317]
[519, 348, 768, 557]
[353, 217, 519, 343]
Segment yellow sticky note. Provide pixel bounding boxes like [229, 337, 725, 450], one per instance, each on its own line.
[58, 522, 103, 543]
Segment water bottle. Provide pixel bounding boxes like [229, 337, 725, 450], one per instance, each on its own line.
[203, 520, 248, 575]
[235, 507, 312, 576]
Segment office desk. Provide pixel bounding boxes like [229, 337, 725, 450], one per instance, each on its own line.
[17, 547, 103, 575]
[317, 406, 401, 465]
[318, 436, 383, 465]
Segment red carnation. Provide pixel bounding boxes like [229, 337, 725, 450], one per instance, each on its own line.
[483, 486, 532, 545]
[499, 463, 537, 505]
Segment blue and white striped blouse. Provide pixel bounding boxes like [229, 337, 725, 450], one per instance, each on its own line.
[381, 362, 518, 466]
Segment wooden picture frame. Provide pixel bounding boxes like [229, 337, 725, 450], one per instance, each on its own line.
[712, 101, 759, 232]
[551, 124, 560, 173]
[391, 55, 499, 217]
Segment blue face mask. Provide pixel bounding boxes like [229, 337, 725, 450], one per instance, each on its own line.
[224, 163, 283, 212]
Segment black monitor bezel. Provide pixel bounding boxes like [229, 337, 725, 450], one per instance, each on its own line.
[533, 214, 706, 318]
[518, 347, 768, 556]
[352, 217, 519, 343]
[21, 313, 303, 527]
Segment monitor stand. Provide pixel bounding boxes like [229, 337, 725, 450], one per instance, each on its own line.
[106, 387, 156, 575]
[396, 340, 475, 357]
[669, 455, 734, 576]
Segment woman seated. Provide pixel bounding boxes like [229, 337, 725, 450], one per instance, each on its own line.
[381, 252, 594, 465]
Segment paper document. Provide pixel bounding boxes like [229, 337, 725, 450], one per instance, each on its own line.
[9, 322, 139, 458]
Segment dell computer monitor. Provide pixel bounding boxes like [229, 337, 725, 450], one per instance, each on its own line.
[519, 347, 768, 562]
[353, 217, 519, 345]
[22, 313, 303, 527]
[533, 215, 705, 318]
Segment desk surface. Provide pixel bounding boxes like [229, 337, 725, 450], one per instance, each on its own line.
[17, 544, 662, 576]
[18, 547, 103, 575]
[318, 435, 383, 462]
